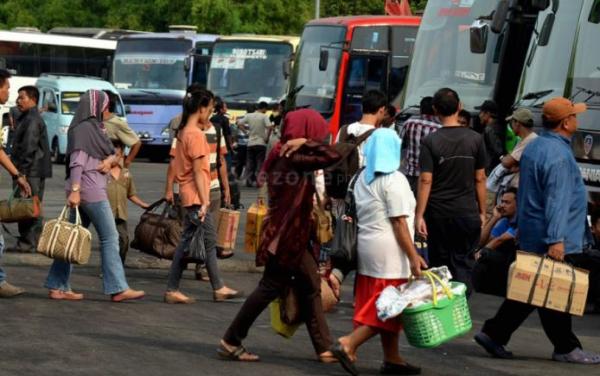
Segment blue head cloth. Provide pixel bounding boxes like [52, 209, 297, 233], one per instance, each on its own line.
[363, 128, 402, 184]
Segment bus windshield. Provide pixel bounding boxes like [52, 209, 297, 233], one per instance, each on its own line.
[403, 0, 499, 111]
[570, 3, 600, 123]
[516, 0, 584, 107]
[207, 41, 293, 105]
[112, 39, 191, 91]
[291, 25, 346, 115]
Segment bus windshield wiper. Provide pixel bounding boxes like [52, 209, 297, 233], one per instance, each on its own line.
[139, 90, 160, 96]
[572, 86, 600, 105]
[224, 91, 250, 98]
[521, 89, 553, 100]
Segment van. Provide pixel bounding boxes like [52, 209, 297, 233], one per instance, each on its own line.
[35, 74, 126, 163]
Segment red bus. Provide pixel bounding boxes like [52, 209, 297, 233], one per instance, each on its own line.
[288, 15, 421, 137]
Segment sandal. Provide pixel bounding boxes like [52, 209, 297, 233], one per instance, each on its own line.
[217, 342, 260, 362]
[331, 343, 359, 376]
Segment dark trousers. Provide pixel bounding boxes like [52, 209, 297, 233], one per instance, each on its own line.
[13, 177, 45, 251]
[223, 251, 333, 354]
[425, 215, 481, 295]
[116, 219, 129, 264]
[406, 175, 419, 196]
[234, 145, 247, 178]
[245, 145, 266, 185]
[482, 300, 582, 354]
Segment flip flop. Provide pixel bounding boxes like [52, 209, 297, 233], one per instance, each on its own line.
[217, 343, 260, 362]
[331, 343, 359, 376]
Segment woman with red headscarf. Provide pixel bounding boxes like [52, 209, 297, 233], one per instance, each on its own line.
[218, 109, 341, 362]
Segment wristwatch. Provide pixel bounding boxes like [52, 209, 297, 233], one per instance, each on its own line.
[71, 185, 81, 193]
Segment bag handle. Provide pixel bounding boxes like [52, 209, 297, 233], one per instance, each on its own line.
[58, 206, 82, 226]
[423, 271, 453, 306]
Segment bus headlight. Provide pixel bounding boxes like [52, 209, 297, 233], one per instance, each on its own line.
[161, 126, 170, 137]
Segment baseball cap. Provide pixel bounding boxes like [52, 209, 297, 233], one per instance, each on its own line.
[543, 97, 586, 122]
[475, 100, 498, 114]
[506, 108, 534, 125]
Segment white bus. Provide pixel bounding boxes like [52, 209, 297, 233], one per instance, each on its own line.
[0, 30, 117, 133]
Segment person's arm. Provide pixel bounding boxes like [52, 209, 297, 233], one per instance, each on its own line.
[391, 216, 428, 277]
[543, 159, 572, 261]
[415, 172, 432, 237]
[284, 139, 342, 171]
[485, 231, 515, 251]
[165, 159, 176, 203]
[475, 168, 487, 224]
[129, 195, 150, 209]
[124, 141, 142, 168]
[219, 153, 231, 206]
[192, 157, 210, 221]
[67, 151, 87, 207]
[0, 149, 31, 196]
[480, 207, 502, 247]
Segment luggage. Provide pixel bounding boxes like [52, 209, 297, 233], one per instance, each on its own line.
[130, 199, 183, 259]
[244, 200, 267, 253]
[37, 206, 92, 265]
[324, 126, 374, 199]
[0, 187, 41, 223]
[216, 208, 240, 250]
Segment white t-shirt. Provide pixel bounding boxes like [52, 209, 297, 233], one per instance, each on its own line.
[336, 122, 375, 167]
[355, 171, 415, 279]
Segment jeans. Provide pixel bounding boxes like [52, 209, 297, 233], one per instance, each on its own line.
[167, 205, 224, 291]
[245, 145, 266, 185]
[224, 251, 333, 355]
[13, 177, 45, 251]
[45, 200, 129, 295]
[0, 233, 6, 283]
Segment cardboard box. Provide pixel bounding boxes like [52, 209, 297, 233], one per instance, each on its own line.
[216, 209, 240, 250]
[244, 202, 268, 253]
[507, 251, 589, 316]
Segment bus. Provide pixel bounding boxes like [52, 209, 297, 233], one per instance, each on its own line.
[288, 15, 421, 137]
[0, 30, 116, 129]
[111, 32, 218, 160]
[207, 35, 300, 121]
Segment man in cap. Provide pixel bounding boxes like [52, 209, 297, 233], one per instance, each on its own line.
[474, 97, 600, 364]
[500, 108, 538, 187]
[478, 100, 504, 174]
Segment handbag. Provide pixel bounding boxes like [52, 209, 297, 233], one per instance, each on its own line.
[0, 186, 41, 223]
[270, 298, 301, 338]
[329, 168, 363, 265]
[130, 199, 183, 259]
[182, 223, 207, 264]
[37, 206, 92, 265]
[312, 193, 333, 244]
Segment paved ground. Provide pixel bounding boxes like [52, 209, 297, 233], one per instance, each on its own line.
[1, 161, 599, 376]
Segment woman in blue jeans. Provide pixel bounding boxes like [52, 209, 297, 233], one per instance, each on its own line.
[44, 90, 144, 302]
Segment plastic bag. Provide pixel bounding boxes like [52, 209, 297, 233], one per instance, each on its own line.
[376, 266, 453, 321]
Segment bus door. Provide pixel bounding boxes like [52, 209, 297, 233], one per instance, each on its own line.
[189, 43, 213, 86]
[340, 51, 389, 127]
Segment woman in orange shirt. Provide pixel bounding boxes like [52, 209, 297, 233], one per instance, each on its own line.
[165, 88, 239, 303]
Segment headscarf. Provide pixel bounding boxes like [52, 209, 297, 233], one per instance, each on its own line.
[262, 108, 330, 173]
[363, 128, 401, 184]
[66, 89, 115, 160]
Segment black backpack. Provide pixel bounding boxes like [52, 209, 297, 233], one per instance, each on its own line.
[325, 125, 375, 199]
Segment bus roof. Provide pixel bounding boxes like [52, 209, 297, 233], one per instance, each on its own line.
[216, 34, 300, 48]
[0, 30, 116, 50]
[306, 15, 421, 27]
[120, 32, 219, 43]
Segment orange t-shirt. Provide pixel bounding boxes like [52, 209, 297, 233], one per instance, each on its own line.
[172, 125, 211, 207]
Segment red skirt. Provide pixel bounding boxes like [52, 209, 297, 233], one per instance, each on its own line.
[353, 274, 408, 334]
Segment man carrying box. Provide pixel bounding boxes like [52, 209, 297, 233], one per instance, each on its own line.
[474, 97, 600, 364]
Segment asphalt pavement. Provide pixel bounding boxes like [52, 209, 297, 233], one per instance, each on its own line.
[1, 161, 599, 376]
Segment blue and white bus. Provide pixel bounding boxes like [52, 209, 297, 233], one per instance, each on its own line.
[111, 31, 218, 160]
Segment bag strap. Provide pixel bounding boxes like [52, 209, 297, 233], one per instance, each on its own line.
[354, 128, 376, 146]
[566, 265, 577, 313]
[527, 253, 548, 305]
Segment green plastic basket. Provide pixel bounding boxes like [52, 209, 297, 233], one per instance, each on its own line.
[401, 281, 472, 348]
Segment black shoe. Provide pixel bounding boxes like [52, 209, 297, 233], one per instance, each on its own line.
[380, 361, 421, 375]
[217, 248, 234, 259]
[474, 332, 514, 359]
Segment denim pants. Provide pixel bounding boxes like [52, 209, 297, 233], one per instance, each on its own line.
[45, 200, 129, 295]
[0, 233, 6, 283]
[167, 205, 224, 291]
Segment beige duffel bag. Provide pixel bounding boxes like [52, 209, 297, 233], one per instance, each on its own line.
[37, 206, 92, 265]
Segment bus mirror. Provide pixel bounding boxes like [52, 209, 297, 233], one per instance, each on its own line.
[538, 13, 555, 46]
[491, 0, 510, 33]
[125, 105, 131, 114]
[470, 20, 489, 54]
[184, 57, 191, 72]
[319, 49, 329, 71]
[530, 0, 551, 11]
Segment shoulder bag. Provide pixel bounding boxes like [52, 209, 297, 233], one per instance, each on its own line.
[37, 206, 92, 265]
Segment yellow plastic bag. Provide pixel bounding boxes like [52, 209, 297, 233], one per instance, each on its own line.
[270, 298, 301, 339]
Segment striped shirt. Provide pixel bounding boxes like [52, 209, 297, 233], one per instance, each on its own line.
[204, 125, 227, 190]
[399, 114, 441, 177]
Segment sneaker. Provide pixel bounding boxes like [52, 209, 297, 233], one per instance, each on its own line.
[474, 332, 514, 359]
[553, 348, 600, 364]
[0, 281, 25, 298]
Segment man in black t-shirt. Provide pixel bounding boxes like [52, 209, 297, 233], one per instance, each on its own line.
[415, 88, 487, 294]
